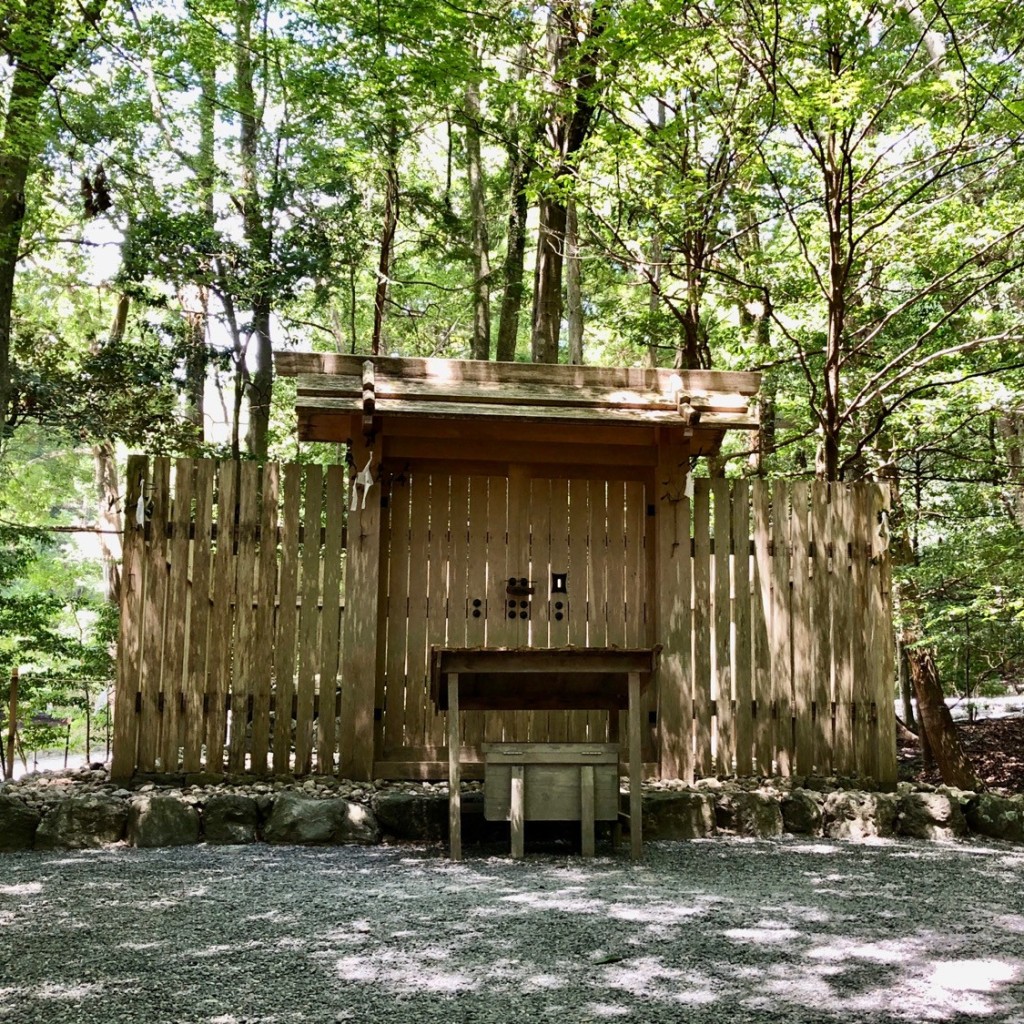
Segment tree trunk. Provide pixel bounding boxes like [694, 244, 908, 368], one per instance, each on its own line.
[180, 23, 216, 445]
[236, 0, 273, 459]
[907, 643, 983, 790]
[565, 199, 583, 364]
[496, 153, 528, 363]
[464, 76, 491, 361]
[530, 0, 603, 365]
[897, 633, 916, 731]
[496, 42, 530, 364]
[371, 151, 399, 356]
[0, 60, 49, 428]
[532, 198, 567, 363]
[91, 293, 128, 607]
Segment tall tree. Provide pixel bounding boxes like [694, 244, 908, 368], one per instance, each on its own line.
[530, 0, 606, 364]
[0, 0, 105, 428]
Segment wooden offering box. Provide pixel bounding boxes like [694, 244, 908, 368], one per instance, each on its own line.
[483, 742, 619, 858]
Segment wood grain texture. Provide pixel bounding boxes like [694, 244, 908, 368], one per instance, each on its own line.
[272, 464, 301, 774]
[182, 459, 213, 773]
[316, 465, 344, 772]
[790, 481, 813, 776]
[204, 462, 237, 774]
[732, 479, 753, 777]
[111, 455, 148, 780]
[294, 464, 323, 775]
[138, 457, 170, 773]
[339, 438, 382, 781]
[713, 478, 733, 775]
[751, 480, 773, 775]
[655, 444, 692, 782]
[810, 482, 833, 775]
[160, 459, 193, 772]
[770, 481, 793, 775]
[692, 480, 712, 778]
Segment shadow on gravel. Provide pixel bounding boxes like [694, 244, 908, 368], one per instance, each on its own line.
[2, 839, 1024, 1024]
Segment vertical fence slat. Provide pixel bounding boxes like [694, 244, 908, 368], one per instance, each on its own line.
[810, 482, 833, 774]
[229, 462, 259, 773]
[655, 450, 692, 782]
[732, 479, 752, 777]
[832, 485, 855, 774]
[111, 455, 148, 780]
[315, 465, 344, 772]
[547, 478, 570, 742]
[160, 459, 193, 771]
[529, 477, 552, 741]
[272, 464, 301, 774]
[426, 473, 450, 750]
[770, 481, 793, 775]
[294, 464, 323, 775]
[402, 473, 431, 751]
[138, 457, 170, 773]
[751, 480, 773, 775]
[183, 459, 214, 773]
[506, 471, 530, 740]
[548, 478, 570, 651]
[873, 483, 898, 785]
[791, 481, 813, 775]
[205, 462, 236, 773]
[625, 481, 645, 649]
[382, 478, 411, 757]
[851, 485, 872, 778]
[462, 476, 487, 747]
[483, 476, 508, 744]
[606, 480, 627, 649]
[713, 479, 733, 774]
[586, 479, 608, 651]
[249, 463, 279, 775]
[692, 479, 712, 778]
[861, 484, 883, 782]
[567, 478, 590, 742]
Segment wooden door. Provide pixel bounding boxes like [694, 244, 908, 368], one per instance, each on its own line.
[375, 468, 652, 772]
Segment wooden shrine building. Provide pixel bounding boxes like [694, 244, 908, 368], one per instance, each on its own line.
[112, 352, 897, 856]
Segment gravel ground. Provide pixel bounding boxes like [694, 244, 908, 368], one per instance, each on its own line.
[2, 839, 1024, 1024]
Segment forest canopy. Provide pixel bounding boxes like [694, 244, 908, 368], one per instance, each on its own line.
[0, 0, 1022, 741]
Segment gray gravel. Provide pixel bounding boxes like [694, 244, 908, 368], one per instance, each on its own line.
[3, 839, 1024, 1023]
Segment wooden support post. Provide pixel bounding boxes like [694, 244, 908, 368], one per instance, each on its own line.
[655, 441, 692, 782]
[447, 672, 462, 860]
[510, 764, 525, 859]
[339, 425, 382, 780]
[629, 670, 643, 860]
[580, 764, 595, 858]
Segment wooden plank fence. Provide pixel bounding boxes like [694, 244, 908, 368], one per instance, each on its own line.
[111, 456, 345, 778]
[112, 457, 896, 784]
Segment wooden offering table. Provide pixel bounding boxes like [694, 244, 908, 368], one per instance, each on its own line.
[429, 646, 656, 860]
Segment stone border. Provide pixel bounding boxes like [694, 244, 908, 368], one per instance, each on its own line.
[1, 769, 1021, 852]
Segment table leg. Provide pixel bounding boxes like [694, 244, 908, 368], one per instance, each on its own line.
[448, 673, 461, 860]
[580, 764, 595, 857]
[510, 765, 525, 859]
[629, 671, 643, 860]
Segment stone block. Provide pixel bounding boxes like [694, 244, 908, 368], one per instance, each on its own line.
[263, 793, 378, 846]
[35, 795, 128, 850]
[643, 791, 715, 840]
[0, 796, 41, 851]
[128, 795, 200, 848]
[203, 794, 259, 844]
